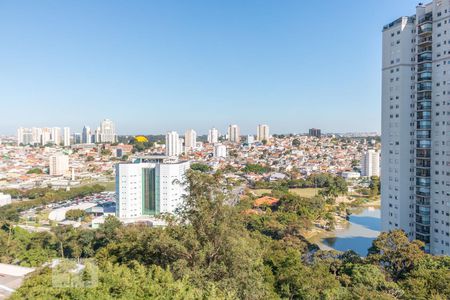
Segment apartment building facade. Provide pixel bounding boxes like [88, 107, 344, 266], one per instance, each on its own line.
[382, 0, 450, 255]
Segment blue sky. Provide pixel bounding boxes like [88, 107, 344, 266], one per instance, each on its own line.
[0, 0, 419, 135]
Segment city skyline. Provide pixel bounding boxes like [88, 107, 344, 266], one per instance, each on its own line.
[0, 0, 420, 135]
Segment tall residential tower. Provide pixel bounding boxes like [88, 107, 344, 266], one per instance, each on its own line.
[382, 1, 450, 255]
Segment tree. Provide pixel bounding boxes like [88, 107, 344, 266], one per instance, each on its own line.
[190, 163, 211, 173]
[368, 230, 425, 280]
[65, 209, 87, 221]
[100, 149, 112, 156]
[243, 164, 271, 174]
[26, 168, 43, 175]
[292, 139, 301, 146]
[369, 176, 380, 197]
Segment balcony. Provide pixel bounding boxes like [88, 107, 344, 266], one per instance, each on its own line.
[418, 46, 432, 54]
[416, 158, 431, 167]
[416, 196, 430, 206]
[417, 140, 432, 148]
[417, 111, 431, 120]
[416, 234, 430, 244]
[418, 23, 433, 35]
[418, 62, 432, 73]
[416, 131, 431, 139]
[416, 214, 431, 226]
[417, 82, 432, 91]
[417, 101, 432, 111]
[416, 149, 431, 158]
[416, 169, 431, 178]
[417, 91, 432, 101]
[417, 72, 432, 81]
[417, 120, 432, 129]
[418, 36, 433, 45]
[416, 186, 430, 197]
[418, 52, 433, 63]
[418, 13, 432, 25]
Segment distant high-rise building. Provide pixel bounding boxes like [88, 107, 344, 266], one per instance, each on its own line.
[74, 133, 82, 144]
[63, 127, 71, 147]
[308, 128, 321, 138]
[256, 124, 270, 142]
[41, 128, 52, 145]
[227, 125, 240, 143]
[82, 126, 92, 144]
[381, 1, 450, 255]
[94, 127, 101, 143]
[214, 144, 227, 158]
[246, 135, 255, 145]
[184, 129, 197, 150]
[165, 131, 182, 157]
[49, 153, 69, 176]
[99, 119, 116, 143]
[31, 127, 42, 144]
[208, 127, 219, 144]
[51, 127, 61, 145]
[360, 150, 380, 177]
[17, 127, 24, 145]
[115, 160, 190, 218]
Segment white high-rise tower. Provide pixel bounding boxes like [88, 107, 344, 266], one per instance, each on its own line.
[360, 150, 380, 177]
[227, 125, 240, 143]
[184, 129, 197, 150]
[256, 124, 270, 142]
[208, 127, 219, 144]
[382, 1, 450, 255]
[99, 119, 116, 143]
[63, 127, 71, 147]
[165, 131, 182, 157]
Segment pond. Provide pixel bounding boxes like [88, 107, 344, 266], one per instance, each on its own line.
[310, 206, 381, 256]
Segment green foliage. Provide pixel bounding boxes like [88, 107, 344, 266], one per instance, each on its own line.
[11, 263, 217, 300]
[369, 176, 380, 196]
[243, 163, 271, 174]
[65, 209, 87, 221]
[100, 149, 112, 156]
[190, 163, 212, 173]
[292, 138, 301, 146]
[3, 174, 449, 299]
[26, 168, 43, 175]
[368, 230, 425, 280]
[0, 185, 105, 222]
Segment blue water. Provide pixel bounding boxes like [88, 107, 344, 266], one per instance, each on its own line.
[319, 207, 381, 256]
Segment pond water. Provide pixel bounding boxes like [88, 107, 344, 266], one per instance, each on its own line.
[311, 206, 381, 256]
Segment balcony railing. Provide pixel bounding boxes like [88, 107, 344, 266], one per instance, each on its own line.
[417, 111, 432, 120]
[416, 149, 431, 158]
[416, 159, 431, 167]
[416, 187, 430, 196]
[417, 121, 432, 129]
[418, 46, 432, 54]
[417, 101, 432, 110]
[416, 169, 431, 178]
[417, 91, 432, 100]
[417, 82, 432, 91]
[418, 63, 432, 73]
[417, 72, 432, 81]
[418, 36, 432, 45]
[416, 196, 430, 206]
[418, 23, 433, 34]
[418, 52, 433, 62]
[418, 13, 432, 24]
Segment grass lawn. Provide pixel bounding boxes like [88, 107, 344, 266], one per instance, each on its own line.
[252, 188, 320, 198]
[98, 181, 115, 191]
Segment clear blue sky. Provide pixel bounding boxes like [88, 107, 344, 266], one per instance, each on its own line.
[0, 0, 419, 135]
